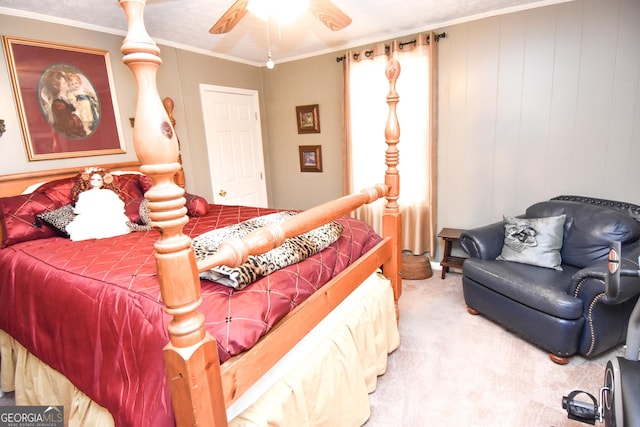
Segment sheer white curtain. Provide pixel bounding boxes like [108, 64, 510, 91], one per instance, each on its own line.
[344, 33, 437, 256]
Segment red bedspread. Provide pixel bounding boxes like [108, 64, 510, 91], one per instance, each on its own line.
[0, 204, 381, 426]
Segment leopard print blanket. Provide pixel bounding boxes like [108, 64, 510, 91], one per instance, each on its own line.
[192, 211, 344, 290]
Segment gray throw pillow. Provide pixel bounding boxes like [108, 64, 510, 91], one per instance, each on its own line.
[497, 214, 566, 270]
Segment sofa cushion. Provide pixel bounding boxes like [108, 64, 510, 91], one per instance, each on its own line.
[497, 215, 566, 270]
[526, 201, 640, 269]
[463, 258, 582, 319]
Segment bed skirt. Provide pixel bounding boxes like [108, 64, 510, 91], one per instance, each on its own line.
[0, 272, 399, 426]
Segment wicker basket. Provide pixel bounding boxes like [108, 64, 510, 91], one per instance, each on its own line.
[402, 254, 433, 280]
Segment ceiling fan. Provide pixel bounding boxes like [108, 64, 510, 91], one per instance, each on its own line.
[209, 0, 352, 34]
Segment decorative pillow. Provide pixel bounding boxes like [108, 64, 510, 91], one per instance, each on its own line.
[139, 198, 151, 225]
[37, 204, 76, 235]
[126, 199, 146, 224]
[139, 174, 153, 193]
[0, 192, 59, 247]
[34, 176, 76, 206]
[497, 214, 567, 270]
[113, 174, 146, 223]
[127, 198, 152, 232]
[193, 211, 344, 289]
[185, 193, 209, 217]
[115, 174, 208, 221]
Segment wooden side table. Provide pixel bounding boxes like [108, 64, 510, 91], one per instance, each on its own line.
[438, 228, 466, 279]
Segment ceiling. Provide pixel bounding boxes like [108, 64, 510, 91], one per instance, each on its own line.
[0, 0, 569, 67]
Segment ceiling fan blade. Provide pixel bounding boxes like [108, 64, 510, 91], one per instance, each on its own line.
[209, 0, 249, 34]
[309, 0, 352, 31]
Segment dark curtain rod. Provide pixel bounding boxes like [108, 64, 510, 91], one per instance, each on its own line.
[336, 32, 446, 63]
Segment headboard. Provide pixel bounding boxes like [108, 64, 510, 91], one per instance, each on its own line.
[0, 161, 141, 198]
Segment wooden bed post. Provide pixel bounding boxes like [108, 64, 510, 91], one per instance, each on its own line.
[383, 57, 403, 316]
[162, 96, 186, 188]
[119, 1, 226, 426]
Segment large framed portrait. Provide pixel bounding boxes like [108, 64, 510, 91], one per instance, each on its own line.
[2, 36, 125, 161]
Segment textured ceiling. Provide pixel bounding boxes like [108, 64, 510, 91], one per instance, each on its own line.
[0, 0, 571, 67]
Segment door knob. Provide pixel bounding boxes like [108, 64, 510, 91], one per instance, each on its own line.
[218, 189, 227, 197]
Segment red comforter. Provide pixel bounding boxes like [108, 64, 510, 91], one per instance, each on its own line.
[0, 204, 381, 426]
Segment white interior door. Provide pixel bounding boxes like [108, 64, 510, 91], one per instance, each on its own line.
[199, 84, 268, 207]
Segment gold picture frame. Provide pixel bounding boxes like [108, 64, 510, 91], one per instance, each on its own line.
[295, 104, 320, 134]
[299, 145, 322, 172]
[2, 36, 125, 161]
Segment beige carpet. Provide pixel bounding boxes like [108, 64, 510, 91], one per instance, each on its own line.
[365, 272, 619, 427]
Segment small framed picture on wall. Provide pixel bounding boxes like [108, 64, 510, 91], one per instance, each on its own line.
[295, 104, 320, 134]
[298, 145, 322, 172]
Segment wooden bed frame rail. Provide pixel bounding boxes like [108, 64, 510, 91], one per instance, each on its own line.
[118, 1, 402, 425]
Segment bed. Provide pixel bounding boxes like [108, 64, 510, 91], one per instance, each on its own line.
[0, 1, 404, 426]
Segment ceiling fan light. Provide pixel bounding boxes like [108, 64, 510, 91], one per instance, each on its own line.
[247, 0, 271, 20]
[247, 0, 310, 24]
[275, 0, 310, 23]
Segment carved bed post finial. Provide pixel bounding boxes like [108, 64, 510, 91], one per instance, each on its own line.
[118, 1, 226, 425]
[383, 56, 402, 317]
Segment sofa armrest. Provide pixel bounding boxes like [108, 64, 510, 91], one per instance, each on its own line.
[459, 221, 505, 260]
